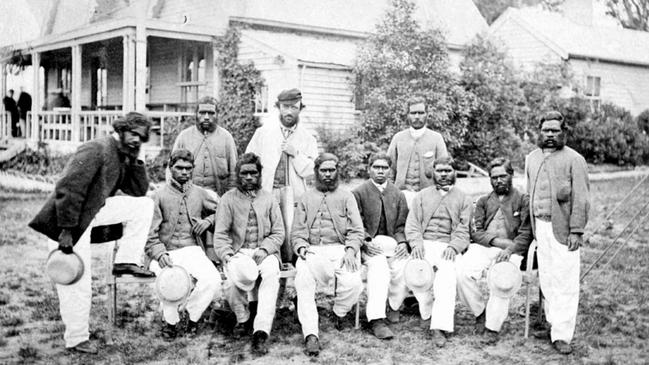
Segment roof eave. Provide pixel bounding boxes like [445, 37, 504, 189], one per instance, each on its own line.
[568, 54, 649, 68]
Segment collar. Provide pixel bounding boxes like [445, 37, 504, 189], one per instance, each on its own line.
[436, 184, 454, 194]
[371, 180, 387, 192]
[237, 187, 259, 199]
[280, 125, 297, 139]
[409, 127, 426, 139]
[169, 178, 191, 194]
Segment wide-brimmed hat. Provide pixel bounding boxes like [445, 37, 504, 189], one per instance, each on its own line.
[404, 259, 434, 293]
[373, 235, 398, 257]
[305, 253, 335, 286]
[487, 261, 522, 298]
[227, 254, 259, 292]
[46, 249, 84, 285]
[155, 266, 192, 305]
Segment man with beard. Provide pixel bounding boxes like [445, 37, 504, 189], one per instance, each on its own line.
[173, 96, 237, 196]
[404, 156, 472, 347]
[29, 112, 155, 354]
[291, 153, 364, 356]
[146, 149, 221, 339]
[456, 157, 533, 344]
[213, 152, 284, 356]
[387, 97, 448, 205]
[246, 89, 319, 261]
[351, 153, 409, 340]
[525, 111, 589, 355]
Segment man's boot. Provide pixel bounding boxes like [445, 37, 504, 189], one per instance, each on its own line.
[251, 331, 269, 355]
[161, 322, 177, 340]
[369, 319, 394, 340]
[304, 334, 320, 357]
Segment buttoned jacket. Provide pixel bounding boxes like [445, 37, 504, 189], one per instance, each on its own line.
[352, 180, 409, 243]
[387, 128, 448, 190]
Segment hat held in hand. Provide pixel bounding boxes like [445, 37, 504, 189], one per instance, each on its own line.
[155, 266, 192, 305]
[373, 235, 398, 257]
[488, 261, 522, 298]
[227, 254, 259, 292]
[404, 259, 434, 293]
[46, 249, 84, 285]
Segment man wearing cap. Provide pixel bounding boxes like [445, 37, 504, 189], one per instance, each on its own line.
[387, 96, 448, 206]
[173, 96, 238, 197]
[525, 111, 589, 355]
[213, 152, 284, 355]
[404, 156, 472, 347]
[246, 88, 319, 262]
[291, 153, 364, 356]
[456, 157, 533, 344]
[146, 149, 221, 339]
[351, 153, 409, 340]
[29, 112, 156, 354]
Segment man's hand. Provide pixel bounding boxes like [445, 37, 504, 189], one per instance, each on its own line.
[495, 247, 513, 263]
[342, 248, 358, 272]
[297, 247, 308, 260]
[410, 242, 425, 260]
[223, 253, 234, 264]
[442, 246, 457, 261]
[192, 219, 211, 236]
[568, 233, 583, 251]
[158, 253, 173, 268]
[253, 248, 269, 265]
[281, 141, 297, 157]
[394, 242, 409, 260]
[58, 229, 74, 254]
[363, 240, 383, 257]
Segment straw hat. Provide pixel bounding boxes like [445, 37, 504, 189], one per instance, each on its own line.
[487, 261, 523, 299]
[373, 235, 398, 257]
[46, 249, 84, 285]
[227, 254, 259, 292]
[305, 253, 335, 286]
[404, 259, 434, 293]
[155, 266, 192, 305]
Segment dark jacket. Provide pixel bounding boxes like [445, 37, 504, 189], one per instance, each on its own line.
[29, 136, 149, 243]
[352, 180, 409, 244]
[471, 188, 533, 256]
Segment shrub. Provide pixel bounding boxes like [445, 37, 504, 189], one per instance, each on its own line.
[638, 109, 649, 134]
[0, 143, 70, 177]
[315, 127, 380, 181]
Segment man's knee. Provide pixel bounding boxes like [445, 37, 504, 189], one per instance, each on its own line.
[259, 255, 280, 279]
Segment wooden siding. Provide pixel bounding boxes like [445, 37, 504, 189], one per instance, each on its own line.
[570, 59, 649, 115]
[491, 19, 562, 70]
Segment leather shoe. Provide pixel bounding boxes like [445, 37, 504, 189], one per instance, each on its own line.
[304, 334, 320, 357]
[67, 340, 98, 354]
[533, 328, 551, 340]
[475, 310, 486, 334]
[185, 320, 200, 337]
[233, 318, 253, 338]
[370, 319, 394, 340]
[482, 329, 499, 345]
[553, 340, 572, 354]
[334, 313, 352, 331]
[386, 306, 400, 324]
[112, 263, 155, 278]
[161, 322, 177, 340]
[429, 329, 447, 348]
[251, 331, 269, 355]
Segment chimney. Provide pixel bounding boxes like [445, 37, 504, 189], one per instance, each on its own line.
[562, 0, 594, 27]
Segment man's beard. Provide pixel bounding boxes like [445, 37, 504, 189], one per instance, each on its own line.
[493, 182, 511, 196]
[237, 178, 261, 193]
[315, 174, 339, 192]
[538, 135, 565, 150]
[198, 120, 217, 133]
[118, 136, 140, 159]
[280, 114, 298, 128]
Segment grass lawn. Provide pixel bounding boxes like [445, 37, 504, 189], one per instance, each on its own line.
[0, 176, 647, 365]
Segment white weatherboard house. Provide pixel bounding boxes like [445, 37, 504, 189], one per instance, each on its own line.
[0, 0, 486, 155]
[489, 0, 649, 115]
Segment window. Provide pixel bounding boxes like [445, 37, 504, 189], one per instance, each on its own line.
[180, 44, 206, 104]
[254, 85, 269, 114]
[585, 75, 601, 112]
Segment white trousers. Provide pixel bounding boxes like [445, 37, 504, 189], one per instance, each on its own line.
[365, 254, 409, 321]
[224, 249, 280, 334]
[46, 195, 154, 348]
[536, 220, 580, 343]
[408, 240, 458, 332]
[295, 245, 362, 338]
[456, 244, 523, 332]
[150, 246, 221, 325]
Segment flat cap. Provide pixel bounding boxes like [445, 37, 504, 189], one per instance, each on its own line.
[277, 88, 302, 103]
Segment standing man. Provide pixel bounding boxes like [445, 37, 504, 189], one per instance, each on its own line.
[246, 88, 319, 262]
[3, 89, 19, 137]
[352, 153, 409, 340]
[457, 157, 533, 344]
[145, 149, 221, 339]
[387, 96, 448, 204]
[29, 112, 156, 354]
[404, 156, 472, 347]
[525, 111, 590, 355]
[292, 153, 364, 356]
[173, 96, 237, 197]
[213, 152, 285, 356]
[17, 87, 31, 137]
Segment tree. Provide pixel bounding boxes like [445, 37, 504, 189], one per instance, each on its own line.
[472, 0, 561, 24]
[606, 0, 649, 31]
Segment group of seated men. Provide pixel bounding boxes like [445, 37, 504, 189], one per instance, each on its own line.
[29, 88, 588, 357]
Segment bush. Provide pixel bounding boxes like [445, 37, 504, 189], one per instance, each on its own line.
[638, 109, 649, 134]
[0, 143, 70, 177]
[315, 127, 380, 181]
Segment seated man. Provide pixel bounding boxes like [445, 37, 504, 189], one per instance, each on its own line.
[213, 152, 284, 356]
[457, 158, 533, 344]
[146, 149, 221, 339]
[404, 156, 473, 347]
[352, 153, 410, 340]
[292, 153, 364, 357]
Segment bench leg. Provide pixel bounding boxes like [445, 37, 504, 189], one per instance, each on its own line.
[107, 282, 116, 325]
[354, 301, 360, 329]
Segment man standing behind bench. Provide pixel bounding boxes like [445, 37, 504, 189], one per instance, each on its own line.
[29, 112, 156, 354]
[145, 149, 221, 339]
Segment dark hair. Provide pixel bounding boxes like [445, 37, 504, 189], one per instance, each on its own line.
[169, 149, 194, 167]
[538, 111, 565, 130]
[235, 152, 263, 175]
[488, 157, 513, 176]
[314, 153, 339, 170]
[195, 96, 218, 114]
[433, 156, 455, 169]
[407, 96, 426, 109]
[112, 112, 151, 142]
[368, 153, 392, 168]
[274, 100, 306, 110]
